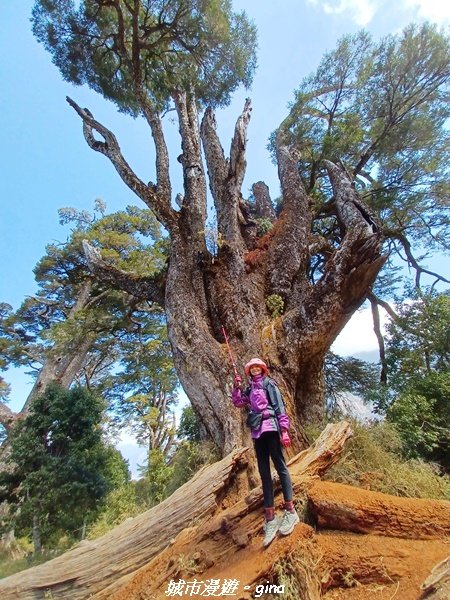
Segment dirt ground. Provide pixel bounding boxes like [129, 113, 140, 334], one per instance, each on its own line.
[110, 512, 449, 600]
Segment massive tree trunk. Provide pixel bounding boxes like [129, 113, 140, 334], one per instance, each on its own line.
[70, 90, 386, 454]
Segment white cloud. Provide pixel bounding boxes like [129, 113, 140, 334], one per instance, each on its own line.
[307, 0, 378, 26]
[325, 0, 376, 26]
[401, 0, 450, 24]
[307, 0, 450, 26]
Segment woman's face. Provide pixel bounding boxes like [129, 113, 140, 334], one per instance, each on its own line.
[250, 365, 262, 376]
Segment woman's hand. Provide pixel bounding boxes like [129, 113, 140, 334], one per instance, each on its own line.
[280, 430, 291, 447]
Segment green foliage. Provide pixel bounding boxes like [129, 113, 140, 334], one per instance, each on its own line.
[0, 384, 128, 548]
[32, 0, 257, 113]
[0, 203, 165, 374]
[133, 439, 219, 508]
[87, 483, 141, 539]
[324, 352, 380, 414]
[265, 294, 284, 318]
[277, 23, 449, 284]
[255, 217, 273, 236]
[386, 372, 450, 468]
[177, 405, 201, 442]
[139, 448, 175, 506]
[373, 292, 450, 468]
[0, 544, 63, 579]
[0, 202, 171, 426]
[324, 421, 450, 500]
[102, 318, 178, 455]
[384, 292, 450, 382]
[165, 440, 220, 495]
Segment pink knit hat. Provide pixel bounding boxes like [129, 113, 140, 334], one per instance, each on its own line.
[244, 358, 268, 376]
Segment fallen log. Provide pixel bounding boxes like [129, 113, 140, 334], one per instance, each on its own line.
[0, 448, 251, 600]
[109, 520, 317, 600]
[100, 421, 353, 600]
[316, 531, 450, 593]
[307, 480, 450, 539]
[421, 555, 450, 599]
[0, 421, 353, 600]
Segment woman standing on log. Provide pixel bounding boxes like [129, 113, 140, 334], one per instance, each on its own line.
[232, 358, 299, 547]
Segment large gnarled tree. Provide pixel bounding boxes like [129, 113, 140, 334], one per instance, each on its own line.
[32, 1, 450, 453]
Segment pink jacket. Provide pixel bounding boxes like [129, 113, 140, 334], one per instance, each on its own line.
[232, 374, 290, 439]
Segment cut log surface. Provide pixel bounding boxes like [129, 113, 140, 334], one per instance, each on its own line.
[0, 422, 353, 600]
[318, 531, 450, 589]
[308, 480, 450, 538]
[318, 531, 450, 600]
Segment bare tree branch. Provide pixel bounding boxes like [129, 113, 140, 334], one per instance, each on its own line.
[392, 232, 450, 289]
[228, 98, 252, 193]
[282, 163, 386, 358]
[269, 141, 311, 297]
[138, 94, 172, 199]
[325, 160, 380, 235]
[252, 181, 276, 221]
[369, 294, 387, 383]
[200, 107, 227, 215]
[368, 291, 430, 340]
[368, 292, 400, 323]
[83, 241, 166, 306]
[173, 90, 207, 239]
[201, 100, 252, 255]
[66, 97, 178, 232]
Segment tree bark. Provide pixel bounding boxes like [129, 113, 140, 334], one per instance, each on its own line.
[0, 421, 352, 600]
[307, 480, 450, 538]
[68, 94, 387, 454]
[32, 515, 42, 556]
[317, 532, 450, 592]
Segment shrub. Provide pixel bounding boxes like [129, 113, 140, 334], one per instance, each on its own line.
[324, 420, 450, 500]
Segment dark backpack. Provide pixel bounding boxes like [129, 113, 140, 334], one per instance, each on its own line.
[244, 377, 283, 431]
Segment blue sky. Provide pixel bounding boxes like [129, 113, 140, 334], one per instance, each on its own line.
[1, 0, 449, 432]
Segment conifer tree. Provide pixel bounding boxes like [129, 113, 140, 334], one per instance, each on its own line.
[31, 2, 449, 451]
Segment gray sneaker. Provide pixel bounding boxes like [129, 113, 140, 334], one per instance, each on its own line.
[279, 510, 299, 536]
[263, 518, 279, 547]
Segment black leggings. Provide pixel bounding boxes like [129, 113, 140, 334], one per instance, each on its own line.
[254, 431, 293, 508]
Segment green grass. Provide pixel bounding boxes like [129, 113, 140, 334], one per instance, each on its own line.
[0, 549, 62, 579]
[321, 420, 450, 500]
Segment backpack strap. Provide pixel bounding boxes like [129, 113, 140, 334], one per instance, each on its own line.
[262, 377, 286, 432]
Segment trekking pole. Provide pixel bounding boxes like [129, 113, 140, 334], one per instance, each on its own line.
[221, 326, 239, 379]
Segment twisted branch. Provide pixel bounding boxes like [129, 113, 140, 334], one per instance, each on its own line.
[66, 97, 178, 232]
[391, 232, 450, 290]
